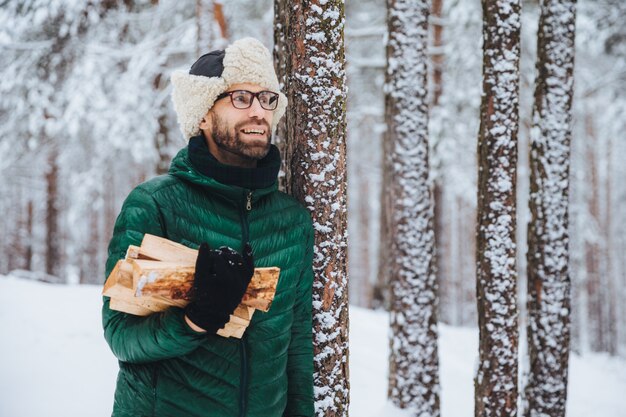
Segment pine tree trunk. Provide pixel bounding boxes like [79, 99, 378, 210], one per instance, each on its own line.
[26, 200, 33, 271]
[196, 0, 228, 56]
[82, 201, 100, 284]
[45, 148, 61, 279]
[273, 0, 289, 192]
[431, 0, 444, 107]
[524, 1, 576, 415]
[374, 124, 392, 310]
[433, 182, 449, 321]
[196, 0, 214, 55]
[281, 1, 350, 415]
[153, 73, 172, 175]
[584, 126, 603, 352]
[357, 169, 373, 307]
[386, 1, 441, 415]
[474, 1, 521, 416]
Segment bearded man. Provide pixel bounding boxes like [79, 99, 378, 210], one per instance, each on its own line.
[102, 37, 314, 417]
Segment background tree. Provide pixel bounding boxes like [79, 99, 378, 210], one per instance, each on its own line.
[523, 2, 577, 416]
[429, 0, 482, 326]
[384, 0, 441, 415]
[277, 0, 350, 415]
[569, 0, 626, 357]
[474, 1, 521, 416]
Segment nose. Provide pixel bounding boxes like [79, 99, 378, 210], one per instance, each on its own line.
[247, 96, 267, 119]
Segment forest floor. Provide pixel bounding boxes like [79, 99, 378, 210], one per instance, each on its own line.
[1, 275, 624, 417]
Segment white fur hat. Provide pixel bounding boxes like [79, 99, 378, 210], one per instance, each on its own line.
[171, 37, 288, 139]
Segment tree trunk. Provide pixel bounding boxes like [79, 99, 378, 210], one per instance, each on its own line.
[273, 0, 289, 192]
[281, 1, 350, 415]
[82, 198, 100, 284]
[374, 127, 392, 310]
[433, 181, 449, 322]
[524, 1, 576, 416]
[354, 165, 374, 307]
[196, 0, 228, 56]
[45, 148, 61, 279]
[386, 1, 441, 415]
[583, 119, 603, 352]
[152, 73, 172, 175]
[213, 2, 228, 40]
[474, 1, 521, 416]
[431, 0, 444, 107]
[26, 199, 33, 271]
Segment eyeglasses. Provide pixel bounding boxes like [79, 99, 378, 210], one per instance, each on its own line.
[215, 90, 279, 111]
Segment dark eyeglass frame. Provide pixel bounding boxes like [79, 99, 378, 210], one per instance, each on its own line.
[215, 90, 279, 111]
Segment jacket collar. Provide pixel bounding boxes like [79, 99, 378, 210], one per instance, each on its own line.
[169, 134, 280, 203]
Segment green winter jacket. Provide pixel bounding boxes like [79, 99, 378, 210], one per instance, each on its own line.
[102, 138, 314, 417]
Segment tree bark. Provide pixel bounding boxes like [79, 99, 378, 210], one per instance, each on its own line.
[474, 1, 521, 416]
[153, 73, 171, 175]
[431, 0, 444, 106]
[281, 1, 350, 415]
[273, 0, 289, 192]
[196, 0, 228, 56]
[45, 148, 61, 279]
[374, 126, 392, 310]
[524, 1, 577, 415]
[26, 199, 33, 271]
[385, 1, 441, 415]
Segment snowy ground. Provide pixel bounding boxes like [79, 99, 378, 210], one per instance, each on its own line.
[1, 276, 625, 417]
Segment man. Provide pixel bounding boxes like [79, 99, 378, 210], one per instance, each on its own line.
[102, 37, 314, 417]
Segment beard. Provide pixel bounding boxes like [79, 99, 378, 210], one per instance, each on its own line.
[210, 113, 272, 161]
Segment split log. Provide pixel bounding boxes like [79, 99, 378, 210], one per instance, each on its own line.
[130, 259, 195, 299]
[103, 260, 186, 311]
[133, 234, 197, 265]
[135, 264, 280, 312]
[103, 234, 280, 339]
[241, 268, 280, 312]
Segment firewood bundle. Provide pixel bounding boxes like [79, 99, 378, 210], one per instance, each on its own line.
[102, 234, 280, 339]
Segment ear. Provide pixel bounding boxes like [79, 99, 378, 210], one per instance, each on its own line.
[198, 112, 212, 130]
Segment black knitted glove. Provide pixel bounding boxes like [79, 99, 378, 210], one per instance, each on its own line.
[185, 243, 254, 333]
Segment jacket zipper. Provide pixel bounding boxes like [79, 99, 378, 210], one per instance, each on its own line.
[152, 365, 159, 417]
[239, 336, 248, 417]
[239, 189, 252, 417]
[240, 190, 252, 243]
[246, 191, 252, 211]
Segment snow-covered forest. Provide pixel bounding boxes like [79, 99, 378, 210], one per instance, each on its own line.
[1, 0, 625, 416]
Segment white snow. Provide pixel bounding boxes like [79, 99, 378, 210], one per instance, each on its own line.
[1, 276, 625, 417]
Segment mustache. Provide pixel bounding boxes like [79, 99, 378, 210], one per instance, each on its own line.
[235, 119, 270, 131]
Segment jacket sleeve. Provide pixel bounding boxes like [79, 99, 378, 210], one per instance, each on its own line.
[283, 222, 315, 417]
[102, 186, 205, 364]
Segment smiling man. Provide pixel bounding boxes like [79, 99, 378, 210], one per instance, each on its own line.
[102, 38, 314, 417]
[201, 85, 274, 166]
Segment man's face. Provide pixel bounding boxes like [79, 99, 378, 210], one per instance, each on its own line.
[201, 83, 275, 163]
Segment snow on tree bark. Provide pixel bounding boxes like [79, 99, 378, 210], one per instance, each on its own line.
[524, 2, 576, 415]
[280, 1, 350, 416]
[385, 1, 441, 415]
[475, 1, 521, 416]
[273, 0, 289, 192]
